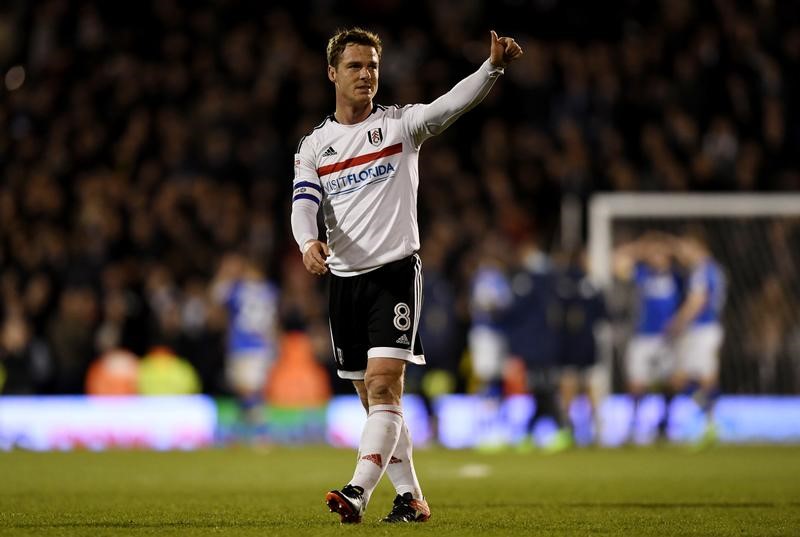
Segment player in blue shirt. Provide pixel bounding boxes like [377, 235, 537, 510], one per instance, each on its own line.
[468, 237, 514, 396]
[615, 233, 683, 442]
[667, 233, 726, 444]
[211, 253, 280, 419]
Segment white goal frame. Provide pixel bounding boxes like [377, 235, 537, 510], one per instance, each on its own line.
[587, 193, 800, 396]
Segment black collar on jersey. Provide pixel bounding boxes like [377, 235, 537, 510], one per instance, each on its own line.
[297, 105, 385, 152]
[329, 104, 383, 124]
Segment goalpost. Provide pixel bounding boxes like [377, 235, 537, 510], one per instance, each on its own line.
[587, 193, 800, 398]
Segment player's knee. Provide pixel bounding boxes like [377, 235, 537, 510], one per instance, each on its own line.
[364, 372, 402, 404]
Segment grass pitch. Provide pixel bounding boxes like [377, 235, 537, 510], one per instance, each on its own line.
[1, 445, 799, 536]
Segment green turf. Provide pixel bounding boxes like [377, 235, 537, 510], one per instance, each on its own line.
[1, 445, 799, 536]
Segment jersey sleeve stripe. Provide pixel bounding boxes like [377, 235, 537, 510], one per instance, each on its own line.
[293, 193, 321, 204]
[295, 116, 331, 153]
[317, 143, 403, 177]
[294, 181, 323, 193]
[295, 135, 308, 154]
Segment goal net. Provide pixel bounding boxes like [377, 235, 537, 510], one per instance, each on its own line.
[588, 193, 800, 396]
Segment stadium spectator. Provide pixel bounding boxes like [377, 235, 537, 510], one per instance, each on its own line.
[47, 285, 98, 394]
[743, 273, 797, 393]
[0, 311, 37, 394]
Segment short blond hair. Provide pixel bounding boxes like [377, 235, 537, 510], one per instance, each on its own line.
[326, 27, 382, 67]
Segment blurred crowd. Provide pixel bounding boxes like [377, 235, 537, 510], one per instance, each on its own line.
[1, 0, 799, 396]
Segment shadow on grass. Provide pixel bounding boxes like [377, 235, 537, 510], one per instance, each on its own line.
[445, 501, 800, 509]
[5, 520, 325, 529]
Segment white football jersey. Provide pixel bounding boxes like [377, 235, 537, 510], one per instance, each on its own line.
[292, 60, 503, 276]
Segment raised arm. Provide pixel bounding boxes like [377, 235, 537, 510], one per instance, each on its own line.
[613, 238, 648, 281]
[406, 31, 523, 147]
[613, 231, 676, 281]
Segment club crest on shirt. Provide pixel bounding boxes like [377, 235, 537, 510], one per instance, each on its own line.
[367, 128, 383, 147]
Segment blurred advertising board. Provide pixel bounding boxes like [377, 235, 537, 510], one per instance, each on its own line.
[0, 395, 216, 451]
[2, 394, 799, 451]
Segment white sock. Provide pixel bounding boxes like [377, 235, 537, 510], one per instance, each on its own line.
[349, 404, 403, 504]
[386, 420, 423, 499]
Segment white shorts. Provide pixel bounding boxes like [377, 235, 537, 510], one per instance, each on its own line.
[226, 349, 274, 396]
[468, 326, 507, 382]
[625, 335, 675, 387]
[675, 323, 723, 381]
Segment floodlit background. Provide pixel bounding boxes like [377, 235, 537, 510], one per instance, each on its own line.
[1, 0, 800, 450]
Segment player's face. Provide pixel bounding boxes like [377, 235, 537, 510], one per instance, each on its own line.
[328, 44, 379, 107]
[677, 238, 704, 266]
[645, 242, 670, 271]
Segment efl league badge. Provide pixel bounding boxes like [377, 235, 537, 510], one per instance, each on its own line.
[367, 128, 383, 147]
